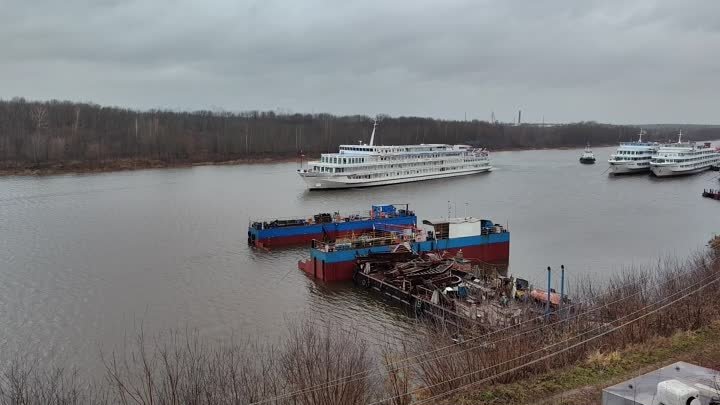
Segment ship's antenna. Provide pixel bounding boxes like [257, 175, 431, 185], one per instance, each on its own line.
[638, 129, 643, 142]
[678, 130, 683, 143]
[369, 118, 378, 146]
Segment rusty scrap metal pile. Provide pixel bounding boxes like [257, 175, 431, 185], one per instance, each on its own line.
[356, 252, 506, 299]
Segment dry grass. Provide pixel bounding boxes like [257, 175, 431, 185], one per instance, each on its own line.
[408, 253, 720, 405]
[585, 350, 622, 369]
[461, 322, 720, 405]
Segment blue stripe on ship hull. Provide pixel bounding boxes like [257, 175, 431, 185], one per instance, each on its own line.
[250, 216, 416, 240]
[311, 232, 510, 263]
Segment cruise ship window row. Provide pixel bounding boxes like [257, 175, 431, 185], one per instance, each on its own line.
[616, 150, 653, 155]
[314, 159, 488, 174]
[657, 151, 715, 158]
[319, 153, 471, 164]
[652, 155, 717, 164]
[612, 157, 650, 161]
[347, 164, 484, 179]
[337, 146, 453, 153]
[312, 156, 487, 173]
[345, 161, 488, 176]
[320, 156, 368, 164]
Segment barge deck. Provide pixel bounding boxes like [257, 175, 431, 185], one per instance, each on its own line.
[352, 252, 539, 331]
[248, 204, 415, 248]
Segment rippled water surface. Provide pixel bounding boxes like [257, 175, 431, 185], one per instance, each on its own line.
[1, 145, 718, 368]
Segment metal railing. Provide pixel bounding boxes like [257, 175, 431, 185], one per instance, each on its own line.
[311, 233, 406, 252]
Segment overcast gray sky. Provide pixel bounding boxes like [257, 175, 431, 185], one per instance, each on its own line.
[2, 0, 719, 123]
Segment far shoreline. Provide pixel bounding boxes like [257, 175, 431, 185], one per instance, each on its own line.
[0, 156, 301, 177]
[0, 140, 712, 177]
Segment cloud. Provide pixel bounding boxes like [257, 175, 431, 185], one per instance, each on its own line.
[1, 0, 719, 123]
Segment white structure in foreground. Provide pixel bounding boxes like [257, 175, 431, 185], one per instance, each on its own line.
[602, 361, 719, 405]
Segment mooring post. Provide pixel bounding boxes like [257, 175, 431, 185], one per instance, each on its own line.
[546, 266, 552, 319]
[560, 264, 565, 316]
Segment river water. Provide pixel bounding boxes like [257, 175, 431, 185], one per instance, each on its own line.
[1, 145, 718, 369]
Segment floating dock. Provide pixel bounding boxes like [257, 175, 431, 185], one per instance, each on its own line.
[297, 217, 510, 282]
[248, 204, 416, 248]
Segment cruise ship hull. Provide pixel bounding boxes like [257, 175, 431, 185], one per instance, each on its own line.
[609, 163, 651, 175]
[299, 167, 491, 190]
[651, 165, 712, 177]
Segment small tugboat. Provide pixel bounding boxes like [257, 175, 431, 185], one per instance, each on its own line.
[579, 144, 596, 164]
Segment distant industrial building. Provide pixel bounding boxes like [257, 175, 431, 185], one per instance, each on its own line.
[602, 362, 720, 405]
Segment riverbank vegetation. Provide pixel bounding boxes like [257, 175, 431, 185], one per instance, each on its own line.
[1, 246, 719, 404]
[3, 98, 719, 175]
[455, 323, 720, 405]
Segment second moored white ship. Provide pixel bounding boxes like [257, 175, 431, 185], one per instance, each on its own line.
[650, 131, 720, 177]
[607, 130, 659, 174]
[297, 122, 492, 190]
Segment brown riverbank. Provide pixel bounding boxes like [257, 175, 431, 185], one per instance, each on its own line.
[4, 139, 718, 176]
[0, 156, 303, 176]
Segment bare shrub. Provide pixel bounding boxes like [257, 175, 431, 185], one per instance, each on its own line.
[0, 356, 108, 405]
[279, 320, 375, 405]
[402, 252, 720, 402]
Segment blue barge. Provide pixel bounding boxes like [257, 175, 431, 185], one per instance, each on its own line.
[298, 218, 510, 281]
[248, 204, 416, 248]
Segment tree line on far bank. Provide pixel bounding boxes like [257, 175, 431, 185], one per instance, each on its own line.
[1, 98, 718, 168]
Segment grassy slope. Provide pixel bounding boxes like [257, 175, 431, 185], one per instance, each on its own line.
[452, 321, 720, 405]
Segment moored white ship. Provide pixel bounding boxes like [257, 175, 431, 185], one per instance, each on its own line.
[607, 130, 659, 174]
[650, 131, 720, 177]
[297, 121, 492, 190]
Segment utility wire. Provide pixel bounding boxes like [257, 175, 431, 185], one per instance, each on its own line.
[250, 256, 717, 405]
[373, 269, 720, 405]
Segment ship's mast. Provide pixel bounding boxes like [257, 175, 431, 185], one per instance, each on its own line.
[678, 130, 683, 143]
[369, 118, 378, 146]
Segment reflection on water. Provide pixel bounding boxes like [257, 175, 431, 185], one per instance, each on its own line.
[0, 145, 718, 369]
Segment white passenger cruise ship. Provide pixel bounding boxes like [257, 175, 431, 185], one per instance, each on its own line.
[607, 130, 659, 174]
[297, 122, 492, 189]
[650, 131, 720, 177]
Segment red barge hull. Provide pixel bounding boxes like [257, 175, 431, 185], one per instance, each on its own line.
[298, 241, 510, 282]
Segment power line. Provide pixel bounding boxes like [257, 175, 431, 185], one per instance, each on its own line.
[411, 272, 720, 404]
[374, 259, 711, 388]
[250, 256, 717, 404]
[373, 269, 720, 405]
